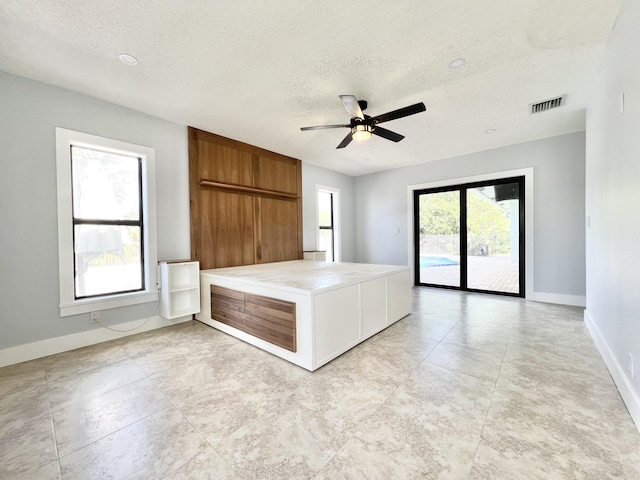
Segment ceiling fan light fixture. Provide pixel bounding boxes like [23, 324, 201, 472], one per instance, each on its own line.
[352, 124, 372, 141]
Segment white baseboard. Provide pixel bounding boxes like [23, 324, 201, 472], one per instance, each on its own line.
[584, 310, 640, 432]
[532, 292, 586, 307]
[0, 315, 192, 368]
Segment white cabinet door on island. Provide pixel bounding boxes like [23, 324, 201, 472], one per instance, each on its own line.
[196, 260, 411, 371]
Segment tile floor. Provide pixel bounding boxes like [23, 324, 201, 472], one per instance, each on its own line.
[1, 288, 639, 479]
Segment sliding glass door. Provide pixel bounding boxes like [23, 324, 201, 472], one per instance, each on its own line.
[414, 177, 524, 297]
[416, 189, 461, 287]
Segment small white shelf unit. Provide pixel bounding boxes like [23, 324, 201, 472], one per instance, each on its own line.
[159, 260, 201, 319]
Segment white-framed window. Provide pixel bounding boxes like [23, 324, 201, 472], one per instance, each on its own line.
[316, 185, 340, 262]
[55, 128, 158, 317]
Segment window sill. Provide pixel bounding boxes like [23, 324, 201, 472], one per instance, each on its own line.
[59, 291, 159, 317]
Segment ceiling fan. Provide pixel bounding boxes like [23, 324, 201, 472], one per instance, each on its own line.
[300, 95, 426, 149]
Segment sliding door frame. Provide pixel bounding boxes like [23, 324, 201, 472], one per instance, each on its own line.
[413, 176, 525, 297]
[406, 168, 534, 300]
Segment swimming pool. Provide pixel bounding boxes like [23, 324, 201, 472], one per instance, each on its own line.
[419, 256, 459, 268]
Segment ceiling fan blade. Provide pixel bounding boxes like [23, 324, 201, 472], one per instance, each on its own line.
[336, 132, 353, 149]
[372, 102, 426, 124]
[300, 124, 350, 131]
[372, 126, 405, 142]
[339, 95, 364, 120]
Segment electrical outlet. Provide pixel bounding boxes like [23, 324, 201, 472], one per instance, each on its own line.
[629, 353, 635, 379]
[90, 311, 100, 323]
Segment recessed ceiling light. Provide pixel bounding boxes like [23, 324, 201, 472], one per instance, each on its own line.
[448, 58, 466, 70]
[118, 53, 138, 65]
[485, 128, 496, 134]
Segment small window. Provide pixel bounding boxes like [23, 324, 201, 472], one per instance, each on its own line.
[56, 129, 158, 316]
[317, 186, 340, 262]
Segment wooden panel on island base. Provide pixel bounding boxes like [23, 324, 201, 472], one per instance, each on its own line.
[245, 293, 296, 352]
[211, 285, 296, 352]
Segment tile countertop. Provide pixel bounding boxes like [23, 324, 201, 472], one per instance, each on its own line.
[200, 260, 410, 295]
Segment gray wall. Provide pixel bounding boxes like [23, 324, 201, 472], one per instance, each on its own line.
[302, 162, 356, 262]
[585, 0, 640, 418]
[0, 71, 190, 349]
[354, 132, 587, 298]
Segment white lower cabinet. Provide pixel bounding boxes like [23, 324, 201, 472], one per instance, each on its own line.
[361, 277, 388, 338]
[159, 261, 200, 319]
[313, 285, 361, 366]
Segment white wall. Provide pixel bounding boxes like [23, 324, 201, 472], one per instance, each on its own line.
[0, 71, 357, 364]
[585, 0, 640, 428]
[302, 162, 356, 262]
[354, 132, 586, 302]
[0, 71, 190, 355]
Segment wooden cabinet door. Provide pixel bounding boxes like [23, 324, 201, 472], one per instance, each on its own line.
[198, 140, 254, 187]
[200, 189, 255, 268]
[257, 197, 300, 263]
[254, 154, 299, 195]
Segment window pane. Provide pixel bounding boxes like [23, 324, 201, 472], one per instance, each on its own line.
[417, 190, 460, 287]
[319, 228, 333, 262]
[71, 146, 140, 221]
[75, 224, 142, 297]
[318, 191, 332, 227]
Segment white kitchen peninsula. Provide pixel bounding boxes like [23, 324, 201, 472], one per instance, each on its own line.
[196, 260, 411, 371]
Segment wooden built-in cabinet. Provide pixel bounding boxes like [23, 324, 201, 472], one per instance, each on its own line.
[189, 127, 303, 270]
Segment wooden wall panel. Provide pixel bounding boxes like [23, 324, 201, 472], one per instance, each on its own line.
[198, 140, 254, 187]
[257, 197, 301, 264]
[200, 189, 255, 268]
[189, 127, 302, 270]
[255, 154, 299, 195]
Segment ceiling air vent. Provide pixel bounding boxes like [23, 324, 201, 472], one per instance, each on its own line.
[529, 95, 566, 114]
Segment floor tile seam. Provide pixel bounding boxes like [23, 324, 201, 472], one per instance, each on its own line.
[306, 430, 356, 480]
[44, 354, 143, 388]
[55, 404, 178, 462]
[43, 352, 133, 384]
[477, 325, 513, 448]
[142, 364, 205, 415]
[44, 401, 62, 480]
[47, 373, 149, 414]
[440, 337, 510, 357]
[152, 411, 231, 480]
[196, 446, 245, 480]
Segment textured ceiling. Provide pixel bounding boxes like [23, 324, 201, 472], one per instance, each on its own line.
[0, 0, 622, 176]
